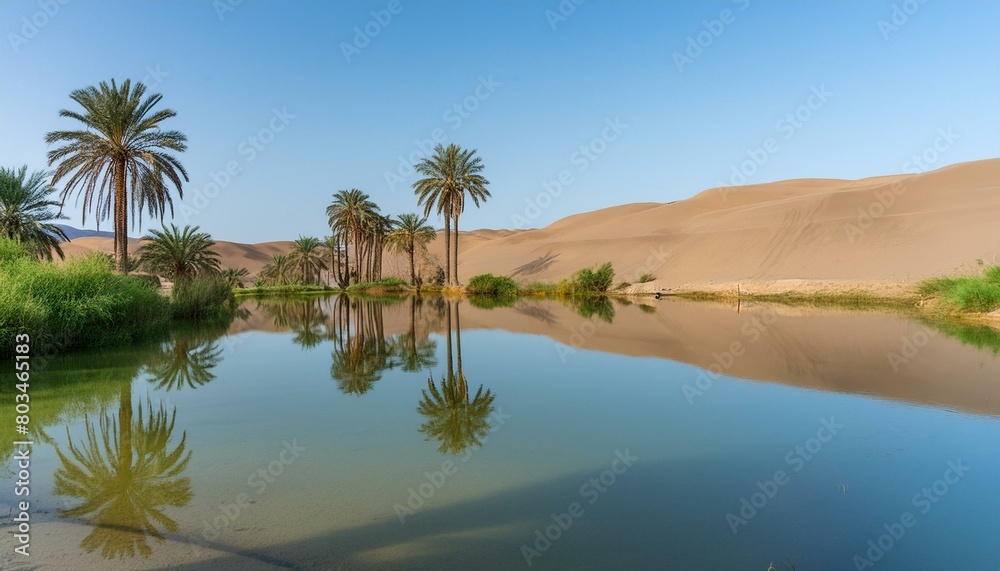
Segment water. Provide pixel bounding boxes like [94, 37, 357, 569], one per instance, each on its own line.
[2, 295, 999, 570]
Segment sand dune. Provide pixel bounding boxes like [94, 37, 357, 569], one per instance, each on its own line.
[58, 158, 1000, 292]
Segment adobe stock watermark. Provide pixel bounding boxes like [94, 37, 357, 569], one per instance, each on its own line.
[682, 307, 778, 404]
[180, 107, 295, 220]
[384, 74, 501, 192]
[545, 0, 586, 31]
[340, 0, 403, 63]
[392, 407, 510, 523]
[878, 0, 930, 41]
[141, 65, 169, 90]
[844, 127, 957, 243]
[520, 449, 638, 566]
[886, 324, 939, 372]
[7, 0, 72, 53]
[187, 439, 306, 550]
[213, 0, 244, 21]
[851, 459, 970, 570]
[672, 0, 751, 73]
[716, 85, 833, 200]
[512, 117, 627, 229]
[726, 417, 843, 534]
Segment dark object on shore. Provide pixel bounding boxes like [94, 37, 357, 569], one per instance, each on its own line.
[654, 292, 661, 300]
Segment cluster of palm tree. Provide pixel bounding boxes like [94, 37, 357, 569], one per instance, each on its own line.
[15, 79, 493, 293]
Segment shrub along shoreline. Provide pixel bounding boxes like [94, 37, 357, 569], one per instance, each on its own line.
[0, 238, 235, 359]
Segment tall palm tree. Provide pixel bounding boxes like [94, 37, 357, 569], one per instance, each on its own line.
[136, 224, 221, 282]
[46, 79, 188, 273]
[326, 189, 380, 284]
[413, 144, 490, 285]
[53, 392, 193, 558]
[288, 236, 327, 285]
[0, 165, 68, 260]
[321, 234, 346, 287]
[386, 213, 436, 286]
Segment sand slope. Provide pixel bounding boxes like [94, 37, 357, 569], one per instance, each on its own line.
[58, 159, 1000, 291]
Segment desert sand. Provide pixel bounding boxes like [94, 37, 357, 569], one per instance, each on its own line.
[58, 158, 1000, 294]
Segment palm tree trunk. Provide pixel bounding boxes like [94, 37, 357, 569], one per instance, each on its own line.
[114, 160, 128, 274]
[408, 243, 416, 286]
[443, 214, 451, 286]
[453, 214, 460, 286]
[118, 380, 133, 490]
[455, 300, 465, 395]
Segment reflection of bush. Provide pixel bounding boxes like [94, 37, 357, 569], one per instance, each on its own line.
[922, 318, 1000, 354]
[467, 295, 517, 310]
[567, 295, 615, 323]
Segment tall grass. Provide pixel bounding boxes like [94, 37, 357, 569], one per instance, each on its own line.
[919, 265, 1000, 313]
[171, 276, 237, 320]
[0, 239, 170, 358]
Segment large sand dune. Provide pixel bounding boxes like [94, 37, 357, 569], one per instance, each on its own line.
[59, 158, 1000, 292]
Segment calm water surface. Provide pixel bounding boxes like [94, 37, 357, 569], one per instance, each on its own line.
[2, 295, 999, 570]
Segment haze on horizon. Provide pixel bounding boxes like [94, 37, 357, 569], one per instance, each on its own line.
[1, 0, 998, 244]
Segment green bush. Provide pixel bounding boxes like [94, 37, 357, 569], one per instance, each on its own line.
[0, 241, 170, 358]
[466, 273, 518, 297]
[171, 276, 236, 320]
[572, 262, 615, 294]
[637, 273, 656, 283]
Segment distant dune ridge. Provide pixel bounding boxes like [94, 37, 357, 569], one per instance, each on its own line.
[58, 158, 999, 292]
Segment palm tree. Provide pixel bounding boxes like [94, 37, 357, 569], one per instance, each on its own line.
[387, 213, 436, 286]
[53, 392, 193, 558]
[326, 189, 380, 284]
[0, 165, 68, 260]
[413, 144, 490, 285]
[136, 224, 221, 282]
[46, 79, 188, 273]
[259, 253, 292, 286]
[321, 234, 346, 287]
[221, 267, 250, 288]
[288, 236, 327, 285]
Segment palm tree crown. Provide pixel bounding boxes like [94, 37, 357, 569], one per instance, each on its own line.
[136, 224, 221, 281]
[288, 236, 328, 285]
[46, 79, 188, 273]
[0, 165, 68, 260]
[386, 213, 436, 286]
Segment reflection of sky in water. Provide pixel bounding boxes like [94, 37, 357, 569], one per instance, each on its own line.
[1, 296, 998, 570]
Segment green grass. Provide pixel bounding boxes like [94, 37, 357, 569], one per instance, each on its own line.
[466, 273, 518, 297]
[346, 277, 409, 293]
[918, 265, 1000, 313]
[637, 273, 655, 283]
[236, 283, 338, 296]
[0, 239, 171, 358]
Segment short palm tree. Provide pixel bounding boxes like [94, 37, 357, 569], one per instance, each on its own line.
[413, 144, 490, 285]
[288, 236, 327, 285]
[221, 267, 250, 288]
[259, 253, 292, 286]
[387, 213, 436, 286]
[46, 79, 188, 273]
[0, 165, 68, 260]
[136, 224, 221, 282]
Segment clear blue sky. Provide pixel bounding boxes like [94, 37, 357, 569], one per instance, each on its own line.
[2, 0, 998, 243]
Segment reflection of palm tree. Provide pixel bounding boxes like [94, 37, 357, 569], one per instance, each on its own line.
[54, 387, 192, 559]
[329, 296, 400, 395]
[417, 300, 496, 454]
[259, 298, 330, 349]
[396, 296, 437, 372]
[143, 322, 232, 390]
